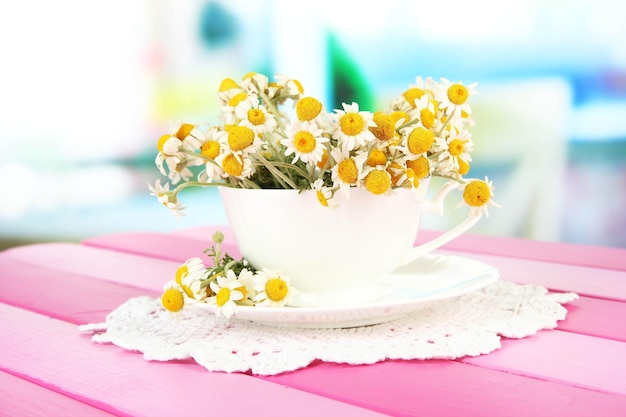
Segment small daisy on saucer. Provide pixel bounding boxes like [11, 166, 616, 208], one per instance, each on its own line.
[253, 268, 297, 307]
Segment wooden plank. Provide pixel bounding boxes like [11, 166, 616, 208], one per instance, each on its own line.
[170, 226, 626, 271]
[262, 360, 626, 417]
[460, 330, 626, 395]
[0, 256, 157, 324]
[0, 303, 387, 417]
[0, 371, 118, 417]
[82, 232, 225, 263]
[437, 249, 626, 302]
[5, 239, 625, 342]
[2, 242, 184, 290]
[557, 296, 626, 342]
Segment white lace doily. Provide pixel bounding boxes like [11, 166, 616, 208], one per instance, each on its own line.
[80, 281, 578, 376]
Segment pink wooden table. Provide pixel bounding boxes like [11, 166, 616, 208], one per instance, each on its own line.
[1, 226, 625, 417]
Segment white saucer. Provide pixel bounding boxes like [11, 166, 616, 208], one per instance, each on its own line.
[230, 254, 499, 328]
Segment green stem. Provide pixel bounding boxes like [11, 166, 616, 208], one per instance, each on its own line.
[251, 154, 300, 189]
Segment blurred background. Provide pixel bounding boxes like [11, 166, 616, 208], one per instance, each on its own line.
[1, 0, 625, 250]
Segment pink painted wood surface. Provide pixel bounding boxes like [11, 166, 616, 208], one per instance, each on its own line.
[2, 301, 625, 417]
[0, 303, 387, 417]
[461, 330, 626, 395]
[557, 296, 626, 342]
[437, 249, 626, 302]
[3, 242, 182, 290]
[170, 225, 626, 271]
[3, 229, 626, 416]
[263, 361, 626, 417]
[0, 256, 156, 324]
[0, 371, 117, 417]
[5, 239, 626, 342]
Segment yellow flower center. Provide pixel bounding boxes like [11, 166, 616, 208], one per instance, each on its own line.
[201, 140, 220, 160]
[222, 153, 244, 176]
[247, 108, 266, 125]
[448, 139, 465, 157]
[265, 278, 288, 302]
[294, 131, 316, 153]
[407, 127, 434, 154]
[337, 158, 358, 184]
[406, 168, 421, 188]
[369, 112, 395, 141]
[219, 77, 239, 92]
[162, 288, 184, 312]
[175, 265, 188, 285]
[367, 149, 387, 166]
[390, 111, 409, 126]
[339, 113, 365, 136]
[243, 72, 257, 80]
[364, 170, 391, 195]
[463, 180, 491, 207]
[228, 125, 255, 151]
[216, 287, 231, 307]
[175, 123, 194, 140]
[157, 134, 170, 152]
[406, 156, 430, 179]
[448, 84, 469, 105]
[316, 190, 329, 207]
[420, 108, 435, 129]
[292, 79, 304, 95]
[181, 284, 195, 299]
[228, 92, 247, 107]
[457, 157, 470, 175]
[403, 87, 424, 108]
[316, 149, 329, 169]
[235, 286, 247, 300]
[296, 97, 322, 121]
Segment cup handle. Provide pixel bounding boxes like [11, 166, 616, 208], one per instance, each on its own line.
[398, 181, 482, 267]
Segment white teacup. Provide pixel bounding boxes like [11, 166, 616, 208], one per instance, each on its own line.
[219, 179, 481, 307]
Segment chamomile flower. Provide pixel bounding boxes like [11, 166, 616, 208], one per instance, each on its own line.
[253, 268, 296, 307]
[436, 78, 477, 117]
[330, 147, 367, 197]
[216, 152, 254, 179]
[232, 268, 257, 304]
[166, 159, 195, 184]
[295, 96, 325, 123]
[208, 271, 245, 319]
[173, 258, 208, 301]
[148, 179, 186, 216]
[409, 95, 439, 130]
[274, 73, 305, 97]
[217, 77, 242, 105]
[161, 286, 185, 312]
[311, 178, 335, 207]
[235, 102, 278, 135]
[458, 176, 500, 217]
[331, 102, 376, 152]
[281, 120, 329, 164]
[241, 72, 270, 96]
[437, 125, 474, 171]
[169, 121, 204, 151]
[362, 165, 392, 195]
[398, 125, 436, 159]
[220, 91, 257, 125]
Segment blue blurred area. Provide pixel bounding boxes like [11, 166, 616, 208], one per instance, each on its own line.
[1, 0, 625, 248]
